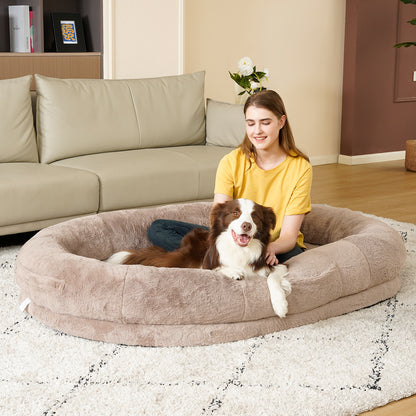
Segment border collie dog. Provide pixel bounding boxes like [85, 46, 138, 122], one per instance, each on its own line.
[106, 199, 291, 317]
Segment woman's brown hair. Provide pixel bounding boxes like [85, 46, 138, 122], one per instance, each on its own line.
[239, 90, 309, 163]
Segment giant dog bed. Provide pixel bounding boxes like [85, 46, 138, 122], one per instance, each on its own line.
[15, 203, 406, 347]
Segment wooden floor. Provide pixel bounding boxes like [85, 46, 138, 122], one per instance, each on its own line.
[311, 160, 415, 223]
[312, 160, 415, 416]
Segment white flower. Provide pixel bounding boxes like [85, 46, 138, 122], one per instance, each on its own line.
[250, 81, 261, 90]
[229, 57, 270, 96]
[238, 56, 254, 76]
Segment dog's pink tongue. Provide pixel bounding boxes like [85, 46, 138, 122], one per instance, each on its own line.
[232, 230, 251, 247]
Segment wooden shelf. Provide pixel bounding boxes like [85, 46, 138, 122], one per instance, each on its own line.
[0, 52, 100, 57]
[0, 52, 101, 89]
[0, 0, 103, 83]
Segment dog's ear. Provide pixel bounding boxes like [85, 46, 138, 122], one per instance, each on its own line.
[209, 202, 226, 227]
[262, 206, 276, 230]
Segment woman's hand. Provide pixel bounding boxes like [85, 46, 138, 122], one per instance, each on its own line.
[265, 242, 279, 266]
[265, 214, 305, 266]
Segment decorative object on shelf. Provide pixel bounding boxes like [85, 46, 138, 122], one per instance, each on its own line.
[51, 12, 86, 52]
[394, 0, 416, 48]
[229, 56, 269, 103]
[8, 5, 31, 53]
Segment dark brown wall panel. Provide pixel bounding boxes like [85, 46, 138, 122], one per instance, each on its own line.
[395, 2, 416, 102]
[341, 0, 416, 157]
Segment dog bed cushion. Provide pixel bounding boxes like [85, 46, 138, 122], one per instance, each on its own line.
[15, 203, 406, 346]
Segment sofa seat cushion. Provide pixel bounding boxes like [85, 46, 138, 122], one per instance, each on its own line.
[0, 163, 99, 227]
[157, 145, 234, 199]
[52, 146, 232, 211]
[14, 203, 405, 347]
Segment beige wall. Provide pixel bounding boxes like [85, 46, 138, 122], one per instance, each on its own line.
[107, 0, 183, 79]
[105, 0, 346, 164]
[184, 0, 346, 164]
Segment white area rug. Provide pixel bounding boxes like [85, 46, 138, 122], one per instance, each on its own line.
[1, 215, 415, 416]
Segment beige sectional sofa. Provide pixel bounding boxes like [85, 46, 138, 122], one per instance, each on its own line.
[0, 72, 245, 236]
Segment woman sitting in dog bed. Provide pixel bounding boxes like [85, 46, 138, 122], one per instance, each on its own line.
[148, 89, 312, 266]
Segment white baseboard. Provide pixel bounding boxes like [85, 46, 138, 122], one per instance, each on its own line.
[309, 154, 339, 166]
[310, 151, 406, 166]
[338, 151, 405, 165]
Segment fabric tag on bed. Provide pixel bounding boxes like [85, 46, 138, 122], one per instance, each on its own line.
[19, 298, 31, 312]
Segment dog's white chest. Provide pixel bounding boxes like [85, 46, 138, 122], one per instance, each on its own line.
[215, 231, 263, 275]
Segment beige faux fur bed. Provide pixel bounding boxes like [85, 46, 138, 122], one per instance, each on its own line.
[14, 203, 406, 347]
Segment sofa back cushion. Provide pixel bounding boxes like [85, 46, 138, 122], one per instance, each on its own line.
[128, 73, 206, 149]
[35, 72, 206, 163]
[0, 76, 38, 163]
[205, 98, 245, 148]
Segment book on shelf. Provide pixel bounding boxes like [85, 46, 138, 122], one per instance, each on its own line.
[8, 5, 32, 53]
[29, 7, 34, 53]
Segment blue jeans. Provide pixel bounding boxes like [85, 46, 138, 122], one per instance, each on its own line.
[147, 219, 305, 263]
[148, 219, 209, 252]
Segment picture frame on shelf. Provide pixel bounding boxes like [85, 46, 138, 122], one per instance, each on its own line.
[51, 12, 86, 52]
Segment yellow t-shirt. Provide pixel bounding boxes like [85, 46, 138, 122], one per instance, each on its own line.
[214, 148, 312, 248]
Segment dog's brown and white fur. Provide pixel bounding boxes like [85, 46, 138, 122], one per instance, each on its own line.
[106, 199, 291, 317]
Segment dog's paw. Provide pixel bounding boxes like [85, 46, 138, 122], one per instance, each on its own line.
[217, 267, 246, 280]
[267, 265, 291, 318]
[281, 276, 292, 294]
[227, 270, 246, 280]
[231, 274, 244, 280]
[273, 264, 289, 276]
[271, 264, 291, 294]
[271, 296, 288, 318]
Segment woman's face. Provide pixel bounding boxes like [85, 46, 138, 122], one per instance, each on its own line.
[245, 106, 286, 152]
